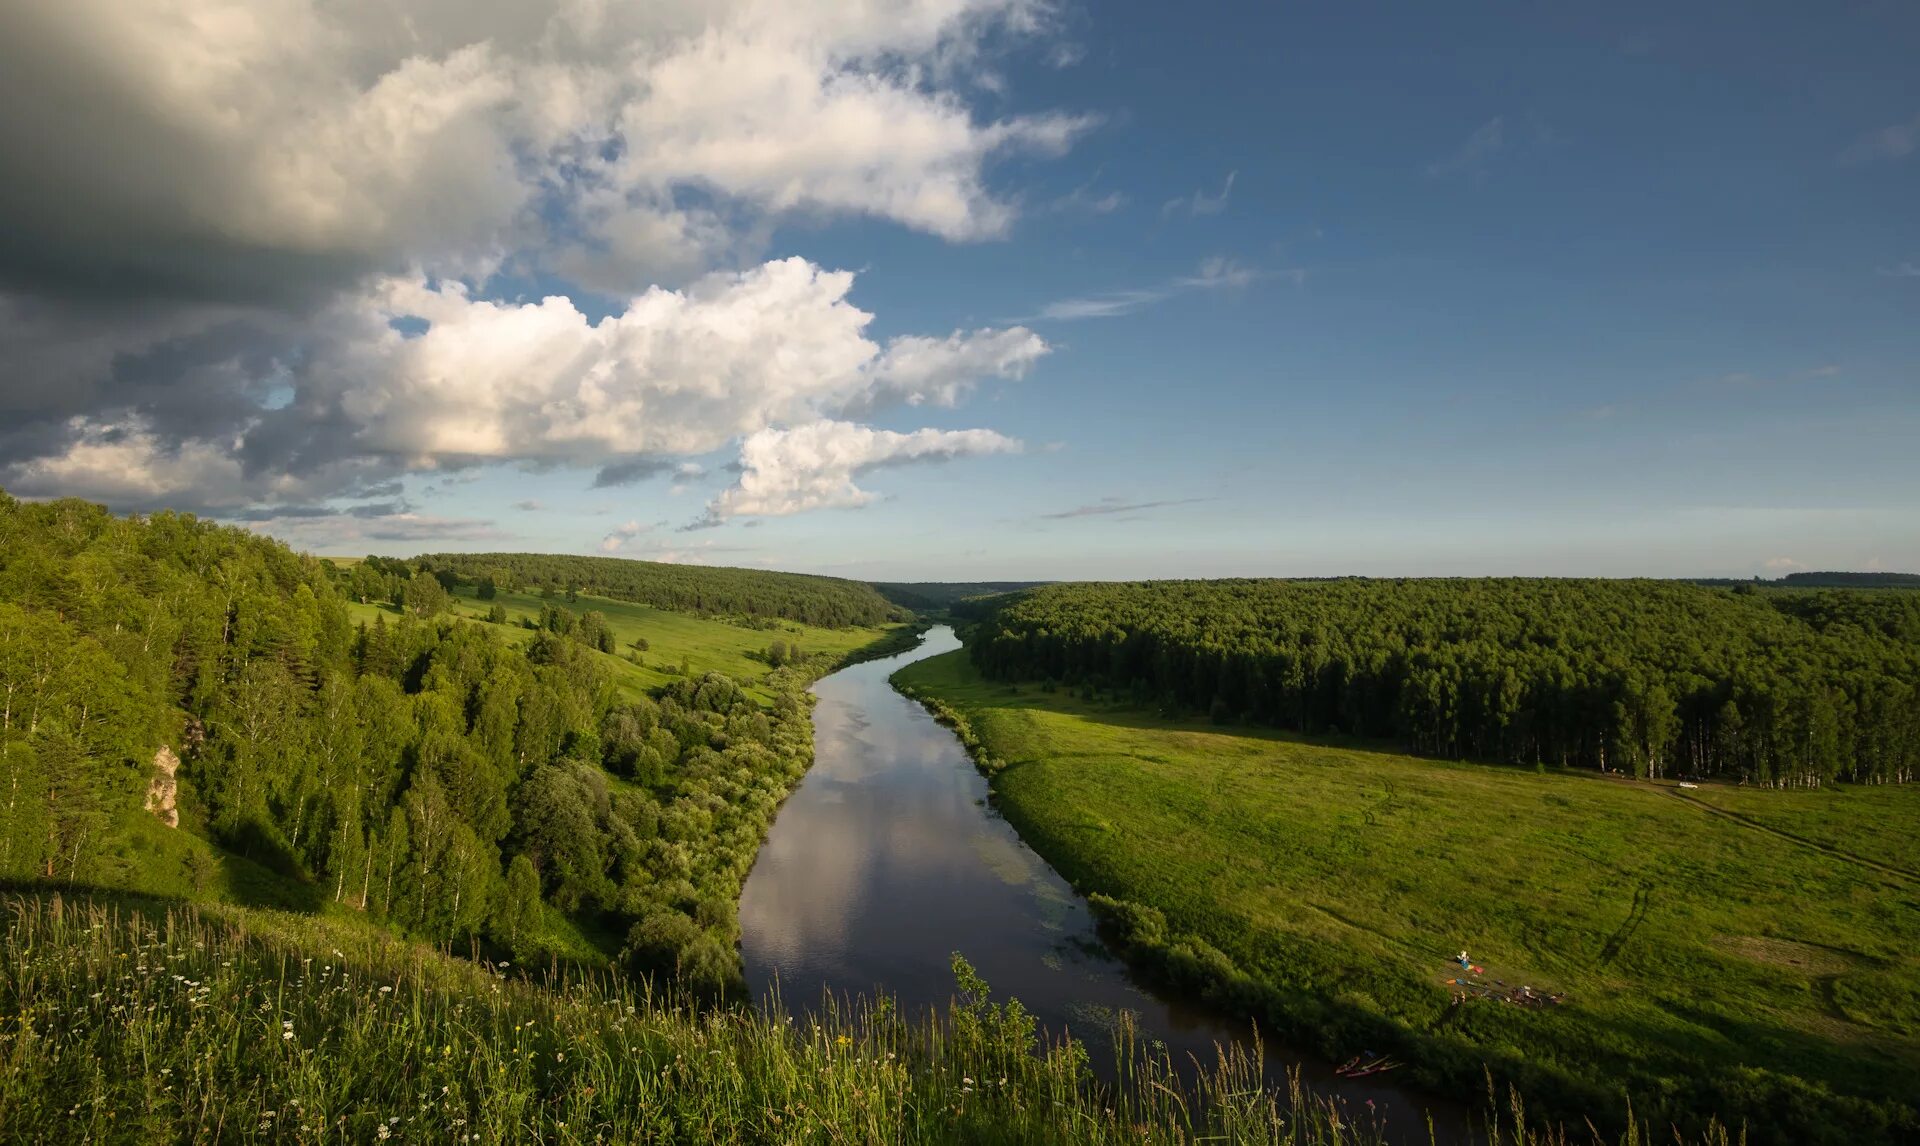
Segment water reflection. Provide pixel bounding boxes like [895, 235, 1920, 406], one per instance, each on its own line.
[738, 626, 1469, 1145]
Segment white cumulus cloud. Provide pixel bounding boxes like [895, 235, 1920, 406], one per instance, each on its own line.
[600, 519, 656, 552]
[703, 420, 1021, 522]
[5, 418, 258, 509]
[5, 259, 1047, 511]
[327, 258, 1044, 464]
[0, 0, 1075, 524]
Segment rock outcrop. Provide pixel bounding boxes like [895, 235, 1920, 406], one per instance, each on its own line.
[144, 746, 180, 828]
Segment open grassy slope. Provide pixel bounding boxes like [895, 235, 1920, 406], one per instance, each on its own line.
[893, 649, 1920, 1144]
[39, 803, 323, 915]
[416, 551, 902, 628]
[348, 583, 899, 702]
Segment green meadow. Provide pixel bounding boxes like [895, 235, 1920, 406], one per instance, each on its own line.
[345, 582, 898, 703]
[892, 649, 1920, 1144]
[1682, 784, 1920, 878]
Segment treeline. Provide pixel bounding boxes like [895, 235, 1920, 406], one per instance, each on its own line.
[1779, 572, 1920, 589]
[417, 552, 904, 628]
[970, 579, 1920, 786]
[870, 581, 1049, 612]
[330, 555, 470, 617]
[0, 493, 824, 989]
[1686, 572, 1920, 590]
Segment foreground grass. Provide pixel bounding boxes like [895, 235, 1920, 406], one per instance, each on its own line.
[348, 586, 897, 703]
[3, 892, 1445, 1145]
[893, 651, 1920, 1145]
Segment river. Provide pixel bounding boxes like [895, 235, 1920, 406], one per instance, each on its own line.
[738, 626, 1468, 1145]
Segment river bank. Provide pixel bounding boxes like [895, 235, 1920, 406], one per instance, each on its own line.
[739, 626, 1471, 1145]
[890, 645, 1917, 1146]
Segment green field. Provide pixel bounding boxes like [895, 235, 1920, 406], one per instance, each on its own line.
[893, 650, 1920, 1144]
[1683, 784, 1920, 877]
[346, 584, 898, 702]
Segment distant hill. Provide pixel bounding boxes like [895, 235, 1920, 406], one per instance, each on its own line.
[870, 581, 1050, 611]
[418, 552, 904, 628]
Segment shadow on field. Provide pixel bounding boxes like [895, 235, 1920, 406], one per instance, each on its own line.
[1599, 1002, 1920, 1144]
[0, 877, 191, 923]
[216, 847, 325, 913]
[216, 817, 327, 913]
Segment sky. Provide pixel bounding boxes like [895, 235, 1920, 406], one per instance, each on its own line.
[1, 1, 1916, 580]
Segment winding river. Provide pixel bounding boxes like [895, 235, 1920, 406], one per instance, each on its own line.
[739, 626, 1468, 1145]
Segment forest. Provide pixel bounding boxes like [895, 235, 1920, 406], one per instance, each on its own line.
[969, 578, 1920, 785]
[0, 493, 874, 990]
[412, 551, 905, 628]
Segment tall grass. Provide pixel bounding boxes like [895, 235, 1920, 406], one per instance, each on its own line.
[1, 894, 1743, 1144]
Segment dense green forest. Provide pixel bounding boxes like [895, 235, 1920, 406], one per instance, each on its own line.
[970, 579, 1920, 785]
[412, 552, 905, 628]
[0, 493, 865, 989]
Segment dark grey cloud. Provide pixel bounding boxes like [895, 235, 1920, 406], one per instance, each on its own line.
[1040, 497, 1209, 520]
[227, 501, 402, 522]
[0, 297, 245, 463]
[0, 1, 1067, 528]
[592, 457, 674, 488]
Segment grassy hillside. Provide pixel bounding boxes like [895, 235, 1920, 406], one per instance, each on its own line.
[893, 650, 1920, 1145]
[416, 552, 904, 628]
[1683, 785, 1920, 876]
[347, 582, 897, 704]
[27, 796, 324, 915]
[2, 891, 1460, 1146]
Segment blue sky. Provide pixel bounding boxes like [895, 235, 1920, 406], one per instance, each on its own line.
[2, 2, 1915, 578]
